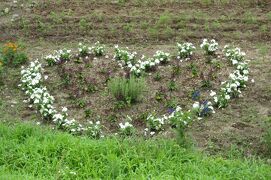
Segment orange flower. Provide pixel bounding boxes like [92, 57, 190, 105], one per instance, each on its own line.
[3, 42, 18, 54]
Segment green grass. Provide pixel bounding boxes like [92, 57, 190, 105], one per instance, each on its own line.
[0, 122, 270, 179]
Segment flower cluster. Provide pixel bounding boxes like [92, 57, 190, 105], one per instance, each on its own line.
[78, 43, 92, 57]
[153, 50, 170, 64]
[86, 121, 103, 138]
[200, 39, 218, 55]
[177, 42, 196, 59]
[92, 41, 105, 56]
[211, 46, 249, 108]
[127, 56, 160, 76]
[119, 116, 135, 136]
[126, 51, 170, 76]
[44, 49, 72, 66]
[3, 42, 18, 53]
[0, 42, 28, 67]
[78, 41, 106, 57]
[192, 101, 215, 117]
[223, 45, 246, 65]
[114, 45, 137, 64]
[146, 106, 190, 135]
[20, 60, 99, 135]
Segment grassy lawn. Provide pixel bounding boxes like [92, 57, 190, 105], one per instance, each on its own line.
[0, 122, 270, 179]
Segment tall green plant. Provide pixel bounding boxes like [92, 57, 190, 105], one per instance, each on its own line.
[108, 76, 146, 104]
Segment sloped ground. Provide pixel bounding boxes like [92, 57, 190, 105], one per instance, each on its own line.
[0, 0, 270, 159]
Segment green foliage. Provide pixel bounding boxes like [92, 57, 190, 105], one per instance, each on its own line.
[76, 99, 87, 108]
[201, 80, 212, 88]
[108, 76, 146, 104]
[0, 122, 270, 179]
[84, 108, 93, 118]
[79, 18, 89, 31]
[264, 128, 271, 155]
[171, 65, 182, 77]
[0, 43, 28, 67]
[0, 65, 3, 86]
[155, 91, 165, 102]
[153, 72, 162, 81]
[87, 83, 98, 94]
[188, 63, 199, 77]
[168, 80, 177, 91]
[165, 98, 178, 109]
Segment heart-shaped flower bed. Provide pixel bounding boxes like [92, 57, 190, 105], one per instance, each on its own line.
[20, 39, 250, 138]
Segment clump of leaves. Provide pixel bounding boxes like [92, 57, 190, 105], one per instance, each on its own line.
[168, 80, 177, 91]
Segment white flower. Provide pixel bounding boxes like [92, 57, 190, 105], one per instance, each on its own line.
[225, 95, 230, 100]
[62, 107, 68, 112]
[210, 90, 216, 97]
[192, 102, 200, 109]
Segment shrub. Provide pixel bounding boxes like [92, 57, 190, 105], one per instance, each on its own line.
[108, 76, 146, 104]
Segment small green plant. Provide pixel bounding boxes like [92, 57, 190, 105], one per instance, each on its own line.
[188, 63, 199, 77]
[211, 59, 222, 69]
[168, 80, 177, 91]
[201, 80, 212, 88]
[87, 83, 97, 93]
[155, 91, 165, 102]
[84, 109, 93, 118]
[108, 76, 146, 104]
[171, 65, 182, 77]
[76, 99, 87, 108]
[154, 72, 162, 81]
[113, 100, 128, 110]
[61, 73, 71, 86]
[165, 98, 178, 109]
[79, 18, 89, 31]
[107, 114, 117, 123]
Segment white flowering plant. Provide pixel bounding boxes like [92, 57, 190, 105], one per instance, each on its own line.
[78, 43, 92, 57]
[78, 41, 105, 57]
[153, 50, 170, 64]
[45, 49, 71, 66]
[114, 45, 137, 65]
[200, 39, 218, 55]
[146, 113, 166, 133]
[146, 106, 192, 136]
[127, 56, 158, 76]
[223, 45, 246, 65]
[168, 107, 192, 128]
[20, 60, 95, 136]
[192, 101, 215, 117]
[119, 116, 135, 136]
[177, 42, 196, 59]
[211, 46, 250, 108]
[92, 41, 105, 56]
[85, 121, 103, 138]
